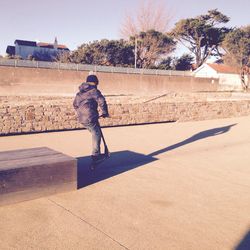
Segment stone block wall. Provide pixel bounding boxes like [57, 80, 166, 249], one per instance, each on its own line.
[1, 96, 250, 135]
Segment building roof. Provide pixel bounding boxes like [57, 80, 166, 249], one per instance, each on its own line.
[37, 42, 69, 50]
[14, 40, 37, 47]
[13, 40, 69, 50]
[207, 63, 239, 74]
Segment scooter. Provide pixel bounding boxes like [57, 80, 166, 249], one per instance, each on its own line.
[90, 119, 110, 170]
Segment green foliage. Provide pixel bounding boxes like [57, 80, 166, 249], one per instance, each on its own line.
[131, 29, 176, 68]
[70, 39, 134, 67]
[172, 54, 194, 71]
[199, 9, 230, 25]
[223, 26, 250, 67]
[222, 25, 250, 89]
[156, 54, 194, 71]
[55, 51, 71, 63]
[156, 57, 172, 70]
[71, 31, 175, 68]
[171, 9, 230, 67]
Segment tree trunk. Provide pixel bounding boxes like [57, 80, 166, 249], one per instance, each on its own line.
[246, 67, 250, 92]
[240, 67, 248, 91]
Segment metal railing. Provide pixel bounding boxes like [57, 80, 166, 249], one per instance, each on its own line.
[0, 59, 192, 77]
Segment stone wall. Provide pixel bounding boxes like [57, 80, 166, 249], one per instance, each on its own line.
[1, 95, 250, 135]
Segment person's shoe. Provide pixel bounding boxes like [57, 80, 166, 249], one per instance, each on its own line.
[91, 154, 106, 163]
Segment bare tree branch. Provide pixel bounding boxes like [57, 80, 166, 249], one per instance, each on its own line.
[120, 0, 173, 38]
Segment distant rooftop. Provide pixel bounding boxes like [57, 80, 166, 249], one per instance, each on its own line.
[13, 39, 69, 50]
[14, 40, 37, 47]
[37, 42, 69, 50]
[207, 63, 239, 74]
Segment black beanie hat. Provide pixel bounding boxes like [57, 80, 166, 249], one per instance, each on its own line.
[86, 74, 99, 85]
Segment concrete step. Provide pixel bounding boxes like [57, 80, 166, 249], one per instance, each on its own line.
[0, 147, 77, 206]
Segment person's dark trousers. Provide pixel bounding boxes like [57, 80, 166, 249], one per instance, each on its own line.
[83, 121, 102, 156]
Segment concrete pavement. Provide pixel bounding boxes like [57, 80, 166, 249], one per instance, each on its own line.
[0, 116, 250, 249]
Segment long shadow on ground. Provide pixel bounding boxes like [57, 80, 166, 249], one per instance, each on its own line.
[77, 123, 237, 189]
[77, 151, 157, 189]
[235, 230, 250, 250]
[149, 123, 237, 157]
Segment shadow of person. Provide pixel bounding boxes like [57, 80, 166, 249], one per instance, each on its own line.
[148, 123, 237, 157]
[77, 150, 157, 189]
[77, 123, 237, 189]
[235, 230, 250, 250]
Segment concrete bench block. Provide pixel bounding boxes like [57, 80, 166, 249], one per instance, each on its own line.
[0, 147, 77, 206]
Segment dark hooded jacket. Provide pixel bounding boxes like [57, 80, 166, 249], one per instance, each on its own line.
[73, 83, 108, 124]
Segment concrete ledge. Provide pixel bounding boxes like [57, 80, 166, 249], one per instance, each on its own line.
[0, 147, 77, 206]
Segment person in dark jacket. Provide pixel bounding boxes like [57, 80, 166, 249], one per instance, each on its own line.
[73, 73, 109, 162]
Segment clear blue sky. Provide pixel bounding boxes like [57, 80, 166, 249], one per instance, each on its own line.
[0, 0, 249, 56]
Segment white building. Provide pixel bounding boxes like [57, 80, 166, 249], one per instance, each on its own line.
[194, 63, 243, 90]
[6, 38, 69, 61]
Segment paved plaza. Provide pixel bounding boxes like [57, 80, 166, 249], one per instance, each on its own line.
[0, 116, 250, 249]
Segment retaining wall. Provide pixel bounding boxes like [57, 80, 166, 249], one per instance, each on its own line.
[0, 66, 218, 96]
[1, 96, 250, 135]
